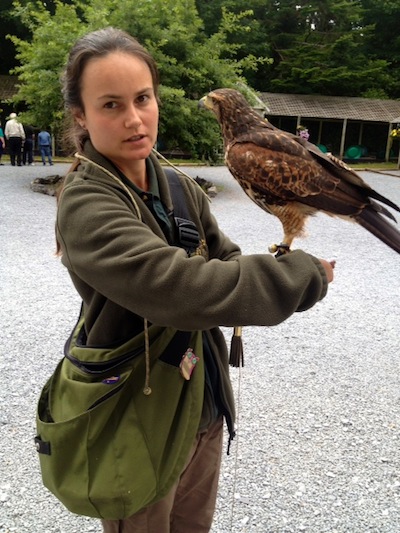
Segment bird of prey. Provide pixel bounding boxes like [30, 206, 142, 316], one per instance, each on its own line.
[199, 88, 400, 256]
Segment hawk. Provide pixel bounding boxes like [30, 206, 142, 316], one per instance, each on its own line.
[199, 88, 400, 256]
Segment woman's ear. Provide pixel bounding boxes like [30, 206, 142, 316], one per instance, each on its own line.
[73, 109, 86, 130]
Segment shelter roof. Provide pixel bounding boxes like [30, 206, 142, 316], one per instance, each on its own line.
[0, 75, 18, 101]
[260, 92, 400, 123]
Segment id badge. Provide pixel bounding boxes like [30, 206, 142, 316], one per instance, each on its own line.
[179, 348, 199, 380]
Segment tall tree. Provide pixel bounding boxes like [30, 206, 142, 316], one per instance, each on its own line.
[0, 0, 29, 74]
[197, 0, 395, 97]
[361, 0, 400, 98]
[195, 0, 273, 91]
[262, 0, 391, 97]
[9, 1, 87, 134]
[108, 0, 266, 156]
[9, 0, 266, 158]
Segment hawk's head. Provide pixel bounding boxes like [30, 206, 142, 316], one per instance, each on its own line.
[199, 88, 268, 142]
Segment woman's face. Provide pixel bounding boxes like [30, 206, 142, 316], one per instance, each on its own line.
[74, 51, 159, 174]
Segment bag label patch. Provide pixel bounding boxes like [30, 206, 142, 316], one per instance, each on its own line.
[102, 375, 121, 385]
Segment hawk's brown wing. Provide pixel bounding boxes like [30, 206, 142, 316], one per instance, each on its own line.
[226, 129, 370, 217]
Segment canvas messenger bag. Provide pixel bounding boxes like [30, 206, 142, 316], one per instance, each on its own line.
[35, 314, 204, 519]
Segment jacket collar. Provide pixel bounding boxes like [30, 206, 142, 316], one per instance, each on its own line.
[77, 140, 174, 213]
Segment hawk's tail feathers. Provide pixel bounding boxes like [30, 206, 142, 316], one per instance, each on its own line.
[356, 207, 400, 254]
[368, 190, 400, 217]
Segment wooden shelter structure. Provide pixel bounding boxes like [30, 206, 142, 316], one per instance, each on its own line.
[392, 115, 400, 169]
[0, 75, 18, 100]
[0, 75, 19, 119]
[260, 92, 400, 162]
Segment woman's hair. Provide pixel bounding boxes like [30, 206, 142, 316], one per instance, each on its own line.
[61, 27, 160, 152]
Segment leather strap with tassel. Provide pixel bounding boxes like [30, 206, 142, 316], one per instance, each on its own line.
[229, 326, 244, 367]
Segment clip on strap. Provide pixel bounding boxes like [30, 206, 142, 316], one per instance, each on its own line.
[174, 217, 200, 251]
[35, 436, 51, 455]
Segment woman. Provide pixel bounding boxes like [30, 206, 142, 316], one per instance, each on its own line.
[56, 27, 334, 533]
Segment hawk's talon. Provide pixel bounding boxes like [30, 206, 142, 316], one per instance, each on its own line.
[269, 243, 291, 256]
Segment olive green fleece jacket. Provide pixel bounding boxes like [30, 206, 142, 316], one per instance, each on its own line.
[56, 141, 329, 433]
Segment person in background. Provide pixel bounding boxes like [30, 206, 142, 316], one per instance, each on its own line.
[296, 125, 310, 141]
[38, 128, 53, 165]
[54, 27, 334, 533]
[0, 123, 5, 165]
[4, 112, 25, 166]
[23, 124, 35, 165]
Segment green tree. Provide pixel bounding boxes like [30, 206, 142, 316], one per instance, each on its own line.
[0, 0, 28, 74]
[361, 0, 400, 98]
[109, 1, 244, 96]
[8, 1, 88, 136]
[264, 0, 391, 97]
[107, 0, 268, 155]
[195, 0, 273, 91]
[197, 0, 396, 98]
[9, 0, 266, 158]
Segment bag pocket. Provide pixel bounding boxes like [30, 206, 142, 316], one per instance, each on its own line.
[36, 360, 157, 519]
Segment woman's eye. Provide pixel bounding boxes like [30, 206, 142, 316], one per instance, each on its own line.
[104, 101, 118, 109]
[137, 94, 149, 104]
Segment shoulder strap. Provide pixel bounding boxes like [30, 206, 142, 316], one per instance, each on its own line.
[164, 167, 200, 254]
[164, 167, 190, 219]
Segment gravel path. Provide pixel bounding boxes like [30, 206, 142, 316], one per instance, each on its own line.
[0, 162, 399, 533]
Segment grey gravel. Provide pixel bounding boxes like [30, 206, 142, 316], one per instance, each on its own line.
[1, 162, 399, 533]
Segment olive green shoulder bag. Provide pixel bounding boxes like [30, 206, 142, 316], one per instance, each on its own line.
[35, 314, 204, 519]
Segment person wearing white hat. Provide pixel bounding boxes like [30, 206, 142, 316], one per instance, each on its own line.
[5, 112, 25, 166]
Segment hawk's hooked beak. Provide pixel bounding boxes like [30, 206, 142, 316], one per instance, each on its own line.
[198, 95, 213, 110]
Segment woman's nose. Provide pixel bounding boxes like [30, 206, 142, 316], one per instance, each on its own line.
[124, 104, 142, 128]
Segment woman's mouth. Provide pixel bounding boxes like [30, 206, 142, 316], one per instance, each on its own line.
[125, 134, 145, 143]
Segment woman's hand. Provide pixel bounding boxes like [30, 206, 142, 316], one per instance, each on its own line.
[319, 259, 336, 283]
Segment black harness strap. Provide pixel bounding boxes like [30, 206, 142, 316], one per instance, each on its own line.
[164, 167, 200, 254]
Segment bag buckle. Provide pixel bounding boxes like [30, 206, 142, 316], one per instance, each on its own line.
[35, 436, 51, 455]
[174, 217, 200, 251]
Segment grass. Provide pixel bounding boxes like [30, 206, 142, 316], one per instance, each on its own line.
[346, 161, 399, 171]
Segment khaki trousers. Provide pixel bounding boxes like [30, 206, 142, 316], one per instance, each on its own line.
[101, 417, 224, 533]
